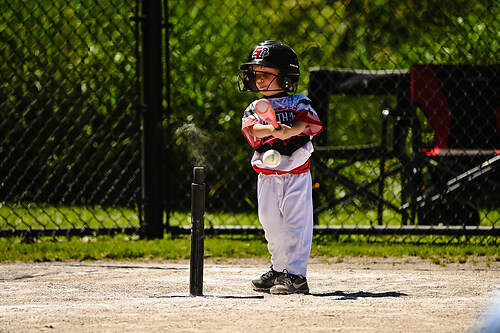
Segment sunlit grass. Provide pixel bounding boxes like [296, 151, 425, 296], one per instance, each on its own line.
[0, 233, 499, 263]
[0, 203, 139, 230]
[2, 204, 497, 232]
[1, 206, 499, 263]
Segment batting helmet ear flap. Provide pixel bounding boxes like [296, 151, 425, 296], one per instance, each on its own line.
[278, 72, 299, 92]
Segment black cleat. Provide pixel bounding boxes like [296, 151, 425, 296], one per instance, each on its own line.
[270, 273, 309, 294]
[252, 267, 286, 291]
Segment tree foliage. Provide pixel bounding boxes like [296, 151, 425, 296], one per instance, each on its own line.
[1, 0, 498, 215]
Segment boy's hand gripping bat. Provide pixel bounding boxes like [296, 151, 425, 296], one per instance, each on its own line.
[255, 99, 281, 130]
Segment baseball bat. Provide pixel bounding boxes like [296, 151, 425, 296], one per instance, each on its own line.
[254, 99, 281, 130]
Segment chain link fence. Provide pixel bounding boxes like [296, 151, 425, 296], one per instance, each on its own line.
[1, 1, 140, 236]
[165, 0, 500, 240]
[1, 0, 499, 241]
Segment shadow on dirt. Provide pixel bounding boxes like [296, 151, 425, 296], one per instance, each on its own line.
[310, 291, 408, 299]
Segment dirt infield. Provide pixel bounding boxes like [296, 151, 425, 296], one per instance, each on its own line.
[1, 256, 499, 332]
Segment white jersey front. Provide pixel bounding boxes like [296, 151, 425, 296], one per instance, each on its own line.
[241, 94, 322, 175]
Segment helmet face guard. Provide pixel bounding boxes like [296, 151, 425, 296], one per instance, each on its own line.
[238, 41, 300, 93]
[238, 69, 259, 92]
[238, 70, 298, 93]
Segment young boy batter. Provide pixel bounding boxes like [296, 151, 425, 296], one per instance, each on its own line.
[239, 40, 323, 294]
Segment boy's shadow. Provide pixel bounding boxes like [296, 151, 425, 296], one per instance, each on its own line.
[310, 290, 408, 300]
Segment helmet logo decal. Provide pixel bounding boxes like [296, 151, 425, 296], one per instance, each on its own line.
[252, 46, 269, 60]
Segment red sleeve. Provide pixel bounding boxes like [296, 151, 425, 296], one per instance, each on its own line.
[242, 117, 263, 148]
[295, 108, 323, 136]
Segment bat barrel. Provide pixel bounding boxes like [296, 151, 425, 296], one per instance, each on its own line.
[190, 167, 205, 296]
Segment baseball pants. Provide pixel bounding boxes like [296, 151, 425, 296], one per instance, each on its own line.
[257, 171, 313, 277]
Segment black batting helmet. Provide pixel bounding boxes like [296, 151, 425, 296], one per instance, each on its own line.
[238, 40, 300, 92]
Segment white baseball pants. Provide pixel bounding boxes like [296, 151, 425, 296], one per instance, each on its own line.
[257, 171, 313, 277]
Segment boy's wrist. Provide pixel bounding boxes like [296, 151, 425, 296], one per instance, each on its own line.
[250, 124, 277, 138]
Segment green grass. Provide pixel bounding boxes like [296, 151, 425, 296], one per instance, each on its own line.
[2, 202, 498, 232]
[0, 234, 269, 262]
[1, 204, 499, 263]
[1, 233, 499, 264]
[0, 203, 139, 229]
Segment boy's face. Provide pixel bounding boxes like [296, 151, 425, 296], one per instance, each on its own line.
[250, 65, 284, 96]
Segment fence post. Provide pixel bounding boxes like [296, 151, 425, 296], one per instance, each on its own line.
[140, 0, 164, 239]
[378, 109, 390, 225]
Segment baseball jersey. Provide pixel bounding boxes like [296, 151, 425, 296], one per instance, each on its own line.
[242, 94, 323, 174]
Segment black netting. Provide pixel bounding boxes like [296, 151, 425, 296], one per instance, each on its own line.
[1, 0, 499, 239]
[164, 0, 499, 236]
[1, 1, 140, 235]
